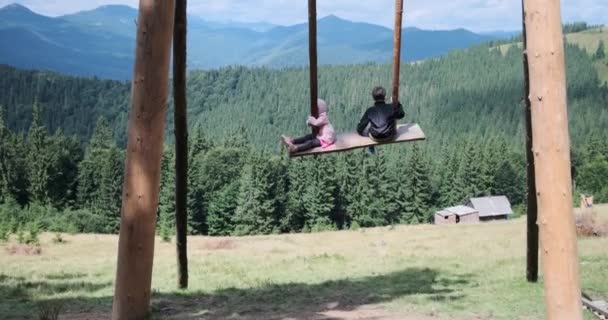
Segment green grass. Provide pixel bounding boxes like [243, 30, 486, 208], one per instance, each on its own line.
[1, 206, 607, 319]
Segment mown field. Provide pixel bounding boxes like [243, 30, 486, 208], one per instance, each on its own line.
[1, 206, 607, 320]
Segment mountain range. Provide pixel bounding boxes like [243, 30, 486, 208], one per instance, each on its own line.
[0, 3, 515, 80]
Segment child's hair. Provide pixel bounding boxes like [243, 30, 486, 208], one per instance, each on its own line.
[318, 99, 328, 114]
[372, 86, 386, 101]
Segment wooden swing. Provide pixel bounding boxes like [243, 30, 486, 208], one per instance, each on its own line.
[289, 0, 426, 158]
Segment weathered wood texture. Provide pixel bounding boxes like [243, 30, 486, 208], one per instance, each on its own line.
[173, 0, 188, 290]
[521, 0, 539, 284]
[524, 0, 583, 318]
[392, 0, 404, 105]
[290, 123, 425, 157]
[308, 0, 318, 119]
[112, 1, 176, 319]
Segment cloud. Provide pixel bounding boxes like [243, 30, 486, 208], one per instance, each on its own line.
[0, 0, 605, 31]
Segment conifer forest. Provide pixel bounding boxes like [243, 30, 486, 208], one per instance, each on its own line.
[1, 42, 607, 236]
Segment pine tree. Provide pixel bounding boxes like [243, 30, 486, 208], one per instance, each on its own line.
[594, 40, 605, 61]
[186, 128, 210, 234]
[207, 182, 239, 236]
[403, 144, 432, 223]
[187, 155, 206, 234]
[438, 153, 464, 207]
[493, 159, 525, 205]
[284, 158, 309, 231]
[47, 132, 82, 209]
[96, 146, 124, 233]
[158, 147, 176, 236]
[269, 156, 289, 231]
[233, 155, 278, 235]
[77, 118, 124, 233]
[459, 141, 483, 199]
[0, 106, 9, 203]
[5, 134, 28, 205]
[477, 143, 494, 196]
[302, 156, 337, 230]
[349, 152, 387, 227]
[26, 103, 51, 204]
[368, 153, 398, 225]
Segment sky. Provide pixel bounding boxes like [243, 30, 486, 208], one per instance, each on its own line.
[1, 0, 606, 32]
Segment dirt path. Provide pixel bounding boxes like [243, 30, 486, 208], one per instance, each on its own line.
[62, 305, 445, 320]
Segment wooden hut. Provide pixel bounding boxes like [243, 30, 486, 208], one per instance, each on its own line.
[434, 205, 480, 225]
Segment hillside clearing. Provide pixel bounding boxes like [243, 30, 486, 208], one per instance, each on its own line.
[566, 27, 608, 55]
[1, 205, 607, 320]
[495, 27, 608, 85]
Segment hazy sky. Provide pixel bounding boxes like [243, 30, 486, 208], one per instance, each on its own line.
[1, 0, 606, 32]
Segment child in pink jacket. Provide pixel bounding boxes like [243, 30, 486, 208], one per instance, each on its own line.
[281, 99, 336, 153]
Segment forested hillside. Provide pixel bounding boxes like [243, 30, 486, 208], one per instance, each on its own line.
[1, 40, 607, 237]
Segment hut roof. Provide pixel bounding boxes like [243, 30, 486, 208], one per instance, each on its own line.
[468, 196, 513, 217]
[445, 205, 478, 216]
[435, 205, 477, 217]
[435, 210, 454, 217]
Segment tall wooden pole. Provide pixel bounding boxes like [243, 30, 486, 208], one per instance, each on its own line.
[308, 0, 318, 119]
[173, 0, 188, 290]
[524, 0, 583, 318]
[112, 1, 176, 319]
[392, 0, 404, 105]
[521, 0, 539, 283]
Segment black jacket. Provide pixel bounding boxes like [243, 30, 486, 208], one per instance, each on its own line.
[356, 101, 405, 139]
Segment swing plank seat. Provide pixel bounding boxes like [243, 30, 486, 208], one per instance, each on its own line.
[290, 123, 426, 158]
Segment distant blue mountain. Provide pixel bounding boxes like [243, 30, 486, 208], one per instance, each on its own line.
[479, 30, 521, 39]
[202, 19, 277, 32]
[0, 3, 500, 79]
[60, 5, 139, 38]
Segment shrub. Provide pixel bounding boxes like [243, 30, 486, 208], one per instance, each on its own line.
[511, 204, 526, 219]
[159, 223, 172, 243]
[23, 221, 42, 246]
[14, 222, 42, 245]
[37, 301, 64, 320]
[0, 199, 22, 228]
[310, 219, 337, 233]
[0, 223, 9, 242]
[23, 203, 57, 229]
[350, 221, 361, 231]
[17, 230, 26, 244]
[47, 209, 106, 234]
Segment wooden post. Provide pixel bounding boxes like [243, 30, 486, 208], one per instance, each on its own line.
[392, 0, 404, 105]
[112, 1, 176, 319]
[173, 0, 188, 290]
[521, 0, 539, 283]
[308, 0, 318, 119]
[524, 0, 583, 319]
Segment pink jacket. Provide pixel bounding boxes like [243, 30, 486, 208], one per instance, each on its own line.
[307, 112, 336, 148]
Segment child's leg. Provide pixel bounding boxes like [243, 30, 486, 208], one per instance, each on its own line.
[294, 137, 321, 152]
[292, 134, 316, 145]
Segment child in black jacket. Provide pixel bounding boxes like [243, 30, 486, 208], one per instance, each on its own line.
[356, 86, 405, 142]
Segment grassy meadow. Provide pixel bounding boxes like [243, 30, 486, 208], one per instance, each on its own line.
[566, 27, 608, 85]
[497, 27, 608, 85]
[1, 206, 607, 320]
